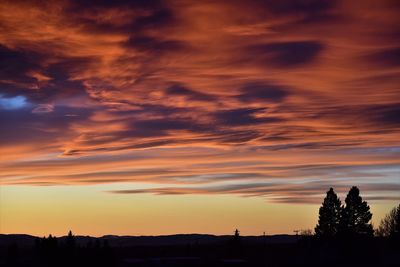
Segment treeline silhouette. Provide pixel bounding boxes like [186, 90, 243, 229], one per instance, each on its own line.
[1, 187, 399, 267]
[315, 186, 400, 239]
[315, 186, 373, 238]
[4, 230, 114, 267]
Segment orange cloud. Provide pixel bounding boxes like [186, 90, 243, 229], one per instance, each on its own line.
[0, 0, 399, 205]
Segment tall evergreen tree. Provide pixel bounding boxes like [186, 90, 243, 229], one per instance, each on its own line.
[315, 188, 342, 238]
[339, 186, 373, 236]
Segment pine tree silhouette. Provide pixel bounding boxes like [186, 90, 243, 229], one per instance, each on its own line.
[230, 229, 242, 256]
[234, 229, 240, 239]
[339, 186, 373, 237]
[315, 188, 342, 238]
[66, 230, 76, 249]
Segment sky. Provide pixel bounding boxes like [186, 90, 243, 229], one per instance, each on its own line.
[0, 0, 399, 236]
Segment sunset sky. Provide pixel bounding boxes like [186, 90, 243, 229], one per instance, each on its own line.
[0, 0, 399, 236]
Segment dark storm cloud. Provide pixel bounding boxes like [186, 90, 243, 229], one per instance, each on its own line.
[28, 59, 92, 102]
[345, 73, 400, 87]
[131, 7, 174, 31]
[265, 0, 339, 25]
[247, 41, 324, 67]
[213, 108, 282, 126]
[315, 103, 400, 129]
[0, 45, 40, 85]
[237, 82, 289, 103]
[57, 106, 274, 153]
[257, 0, 336, 15]
[0, 106, 93, 145]
[216, 130, 263, 144]
[231, 0, 337, 23]
[165, 84, 215, 101]
[131, 118, 207, 137]
[368, 47, 400, 67]
[71, 0, 165, 9]
[364, 103, 400, 126]
[125, 36, 187, 53]
[114, 104, 190, 118]
[64, 0, 176, 36]
[0, 44, 91, 103]
[46, 57, 95, 80]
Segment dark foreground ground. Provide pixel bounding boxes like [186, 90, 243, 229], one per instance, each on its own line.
[1, 234, 399, 266]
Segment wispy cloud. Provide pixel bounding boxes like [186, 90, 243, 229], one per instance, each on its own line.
[0, 0, 399, 204]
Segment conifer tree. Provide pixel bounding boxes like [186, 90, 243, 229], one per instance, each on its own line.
[234, 229, 240, 239]
[315, 188, 342, 238]
[66, 230, 76, 249]
[339, 186, 373, 236]
[231, 229, 241, 255]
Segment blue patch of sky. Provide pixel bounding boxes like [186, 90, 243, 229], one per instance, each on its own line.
[0, 94, 28, 110]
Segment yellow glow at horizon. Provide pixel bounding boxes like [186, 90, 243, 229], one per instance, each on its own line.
[0, 184, 393, 237]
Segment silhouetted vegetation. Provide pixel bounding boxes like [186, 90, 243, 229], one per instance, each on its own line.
[376, 204, 400, 237]
[66, 230, 76, 250]
[315, 186, 374, 239]
[1, 188, 399, 267]
[339, 186, 374, 237]
[315, 188, 341, 238]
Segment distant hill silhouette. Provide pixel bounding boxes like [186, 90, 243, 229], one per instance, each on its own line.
[1, 232, 399, 267]
[0, 233, 296, 247]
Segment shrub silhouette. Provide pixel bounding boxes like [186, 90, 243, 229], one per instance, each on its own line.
[315, 187, 342, 238]
[376, 204, 400, 237]
[339, 186, 373, 237]
[229, 228, 242, 257]
[396, 204, 400, 237]
[66, 230, 76, 249]
[234, 229, 240, 239]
